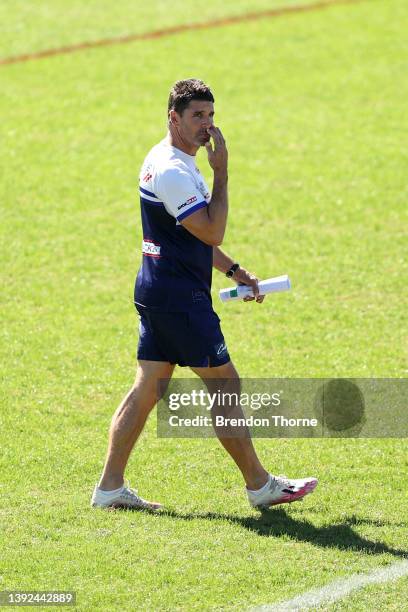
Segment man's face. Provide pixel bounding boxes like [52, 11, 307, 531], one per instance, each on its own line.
[170, 100, 215, 148]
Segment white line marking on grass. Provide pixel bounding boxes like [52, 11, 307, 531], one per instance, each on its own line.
[252, 559, 408, 611]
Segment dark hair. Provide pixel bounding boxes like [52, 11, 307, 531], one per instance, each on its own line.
[168, 79, 214, 115]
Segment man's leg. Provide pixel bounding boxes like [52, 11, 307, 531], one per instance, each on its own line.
[191, 360, 269, 491]
[192, 360, 318, 508]
[98, 359, 175, 491]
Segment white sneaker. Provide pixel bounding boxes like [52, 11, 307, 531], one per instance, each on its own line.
[91, 481, 162, 511]
[247, 474, 318, 510]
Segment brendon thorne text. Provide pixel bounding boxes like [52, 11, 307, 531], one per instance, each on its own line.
[168, 415, 318, 428]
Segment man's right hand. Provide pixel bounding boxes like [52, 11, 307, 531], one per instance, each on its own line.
[205, 126, 228, 174]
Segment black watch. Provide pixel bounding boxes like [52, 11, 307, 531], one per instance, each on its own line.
[226, 263, 239, 278]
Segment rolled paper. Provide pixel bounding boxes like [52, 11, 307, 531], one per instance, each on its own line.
[219, 275, 291, 302]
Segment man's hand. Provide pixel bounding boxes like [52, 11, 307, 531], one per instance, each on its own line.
[205, 126, 228, 174]
[232, 267, 265, 303]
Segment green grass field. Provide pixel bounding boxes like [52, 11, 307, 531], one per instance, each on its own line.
[1, 0, 407, 609]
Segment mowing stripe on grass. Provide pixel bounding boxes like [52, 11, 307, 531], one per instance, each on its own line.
[253, 559, 408, 611]
[0, 0, 366, 67]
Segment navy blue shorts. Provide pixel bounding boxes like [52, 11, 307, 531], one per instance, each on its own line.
[136, 307, 230, 367]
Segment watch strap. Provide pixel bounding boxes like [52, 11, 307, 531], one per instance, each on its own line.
[226, 263, 239, 278]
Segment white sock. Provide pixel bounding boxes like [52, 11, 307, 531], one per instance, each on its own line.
[97, 485, 124, 497]
[247, 474, 272, 496]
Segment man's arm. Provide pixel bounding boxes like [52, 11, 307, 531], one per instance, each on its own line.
[213, 246, 265, 303]
[180, 126, 228, 246]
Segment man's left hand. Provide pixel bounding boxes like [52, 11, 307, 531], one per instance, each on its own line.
[232, 267, 265, 303]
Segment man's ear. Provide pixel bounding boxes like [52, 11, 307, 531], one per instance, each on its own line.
[169, 109, 180, 126]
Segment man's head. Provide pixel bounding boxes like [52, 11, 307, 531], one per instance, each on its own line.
[168, 79, 215, 151]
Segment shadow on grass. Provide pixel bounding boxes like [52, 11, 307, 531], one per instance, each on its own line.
[109, 502, 407, 559]
[342, 515, 408, 529]
[290, 508, 408, 528]
[152, 507, 408, 559]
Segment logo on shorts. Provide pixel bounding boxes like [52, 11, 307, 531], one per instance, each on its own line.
[215, 342, 228, 356]
[142, 239, 161, 257]
[177, 195, 197, 211]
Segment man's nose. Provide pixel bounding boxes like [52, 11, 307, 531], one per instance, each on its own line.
[202, 117, 213, 128]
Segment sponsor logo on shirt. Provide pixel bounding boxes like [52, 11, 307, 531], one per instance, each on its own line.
[199, 181, 211, 201]
[142, 163, 153, 183]
[192, 289, 206, 302]
[177, 195, 197, 211]
[142, 239, 161, 258]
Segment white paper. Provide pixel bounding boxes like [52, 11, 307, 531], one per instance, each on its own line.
[219, 275, 291, 302]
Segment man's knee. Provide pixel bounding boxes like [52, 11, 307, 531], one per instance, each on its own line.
[131, 368, 172, 409]
[127, 380, 157, 413]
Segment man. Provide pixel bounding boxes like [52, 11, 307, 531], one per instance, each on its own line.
[91, 79, 317, 511]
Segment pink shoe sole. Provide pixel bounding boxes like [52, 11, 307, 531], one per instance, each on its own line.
[259, 478, 318, 509]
